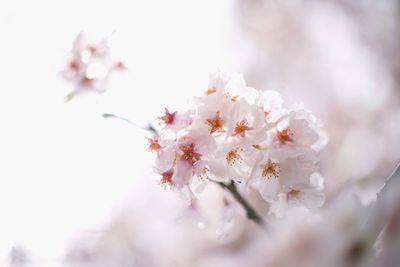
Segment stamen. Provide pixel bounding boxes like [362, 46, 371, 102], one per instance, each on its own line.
[206, 111, 224, 134]
[180, 143, 201, 165]
[224, 93, 238, 102]
[262, 159, 280, 179]
[198, 167, 210, 181]
[147, 137, 161, 151]
[158, 108, 177, 125]
[252, 144, 262, 150]
[205, 88, 216, 95]
[287, 189, 302, 200]
[277, 128, 293, 144]
[226, 148, 243, 165]
[233, 119, 252, 137]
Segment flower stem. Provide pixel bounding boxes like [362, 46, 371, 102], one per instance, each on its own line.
[217, 180, 266, 229]
[102, 113, 158, 135]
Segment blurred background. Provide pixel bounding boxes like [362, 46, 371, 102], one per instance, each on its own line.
[0, 0, 399, 266]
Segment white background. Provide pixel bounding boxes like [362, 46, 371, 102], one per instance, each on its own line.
[0, 0, 238, 262]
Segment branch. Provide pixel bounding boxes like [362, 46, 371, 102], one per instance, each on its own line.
[217, 180, 266, 229]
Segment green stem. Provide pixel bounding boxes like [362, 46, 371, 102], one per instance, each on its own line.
[102, 113, 158, 135]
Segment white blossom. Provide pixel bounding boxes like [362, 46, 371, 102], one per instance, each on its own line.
[150, 71, 327, 220]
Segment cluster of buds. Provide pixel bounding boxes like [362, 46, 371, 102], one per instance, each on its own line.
[149, 71, 327, 216]
[61, 32, 125, 101]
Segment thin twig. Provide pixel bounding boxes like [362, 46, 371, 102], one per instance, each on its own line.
[102, 113, 158, 135]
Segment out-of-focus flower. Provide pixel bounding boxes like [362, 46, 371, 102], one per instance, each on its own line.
[60, 32, 125, 101]
[235, 0, 400, 204]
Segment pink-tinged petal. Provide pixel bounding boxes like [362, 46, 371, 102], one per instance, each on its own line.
[259, 90, 284, 110]
[290, 118, 319, 146]
[62, 32, 124, 98]
[208, 70, 230, 92]
[277, 156, 317, 186]
[113, 61, 127, 71]
[155, 147, 176, 173]
[71, 31, 84, 55]
[190, 171, 209, 194]
[183, 132, 216, 156]
[173, 160, 194, 187]
[258, 177, 281, 202]
[207, 160, 229, 178]
[158, 108, 193, 134]
[171, 112, 193, 131]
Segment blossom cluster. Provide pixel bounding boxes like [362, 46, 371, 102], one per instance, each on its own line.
[61, 32, 125, 101]
[149, 71, 327, 214]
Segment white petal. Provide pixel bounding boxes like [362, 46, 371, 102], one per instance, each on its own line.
[287, 186, 325, 209]
[173, 160, 193, 187]
[155, 147, 176, 172]
[258, 177, 281, 202]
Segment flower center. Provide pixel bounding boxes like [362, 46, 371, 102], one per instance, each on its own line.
[69, 59, 80, 72]
[180, 143, 201, 165]
[160, 170, 174, 186]
[87, 45, 97, 54]
[205, 87, 216, 95]
[287, 189, 302, 200]
[147, 137, 161, 151]
[206, 111, 224, 134]
[226, 148, 242, 165]
[262, 159, 280, 179]
[277, 128, 293, 143]
[233, 119, 252, 137]
[81, 77, 93, 86]
[224, 93, 238, 102]
[159, 108, 176, 125]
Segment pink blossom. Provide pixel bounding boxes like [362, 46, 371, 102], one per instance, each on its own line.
[61, 32, 125, 101]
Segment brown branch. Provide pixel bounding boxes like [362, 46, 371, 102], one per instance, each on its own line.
[217, 180, 266, 229]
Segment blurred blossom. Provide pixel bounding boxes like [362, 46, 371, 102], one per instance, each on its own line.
[60, 32, 125, 101]
[235, 0, 400, 202]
